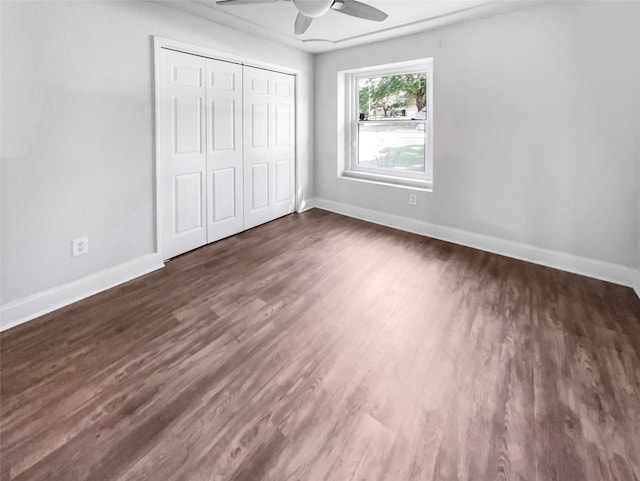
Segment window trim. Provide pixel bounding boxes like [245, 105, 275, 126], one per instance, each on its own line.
[340, 59, 434, 191]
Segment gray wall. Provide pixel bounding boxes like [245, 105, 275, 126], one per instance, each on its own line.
[2, 0, 639, 308]
[314, 1, 640, 268]
[1, 1, 314, 304]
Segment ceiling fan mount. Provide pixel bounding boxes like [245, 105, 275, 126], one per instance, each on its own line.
[215, 0, 388, 35]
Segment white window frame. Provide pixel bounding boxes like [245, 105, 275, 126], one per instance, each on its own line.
[341, 59, 433, 190]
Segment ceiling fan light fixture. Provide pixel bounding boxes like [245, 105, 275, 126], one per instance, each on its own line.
[293, 0, 334, 18]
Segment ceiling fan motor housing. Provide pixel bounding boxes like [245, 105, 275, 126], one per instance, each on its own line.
[293, 0, 334, 17]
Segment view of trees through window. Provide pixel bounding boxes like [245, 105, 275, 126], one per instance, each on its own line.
[356, 73, 427, 173]
[358, 73, 426, 119]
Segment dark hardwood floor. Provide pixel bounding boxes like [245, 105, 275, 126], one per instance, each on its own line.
[1, 209, 639, 481]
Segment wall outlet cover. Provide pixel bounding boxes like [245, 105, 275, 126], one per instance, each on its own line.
[72, 237, 89, 257]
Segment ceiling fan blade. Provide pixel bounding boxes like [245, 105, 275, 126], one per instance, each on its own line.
[332, 0, 387, 21]
[216, 0, 279, 5]
[294, 12, 313, 34]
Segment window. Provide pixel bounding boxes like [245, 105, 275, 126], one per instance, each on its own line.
[341, 59, 433, 189]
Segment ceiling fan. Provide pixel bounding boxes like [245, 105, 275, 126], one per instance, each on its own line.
[215, 0, 388, 35]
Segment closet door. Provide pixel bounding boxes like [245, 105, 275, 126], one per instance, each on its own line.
[159, 49, 207, 259]
[243, 67, 295, 230]
[206, 59, 243, 243]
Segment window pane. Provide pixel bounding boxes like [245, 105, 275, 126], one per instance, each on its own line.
[358, 73, 426, 120]
[358, 122, 426, 173]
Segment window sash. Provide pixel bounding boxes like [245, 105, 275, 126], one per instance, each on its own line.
[351, 120, 429, 180]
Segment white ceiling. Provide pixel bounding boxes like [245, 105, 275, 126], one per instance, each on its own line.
[157, 0, 534, 53]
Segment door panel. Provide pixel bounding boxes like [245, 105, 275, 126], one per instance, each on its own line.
[174, 173, 203, 233]
[251, 163, 269, 210]
[173, 64, 202, 86]
[251, 104, 269, 148]
[274, 80, 291, 97]
[173, 97, 202, 154]
[251, 77, 269, 95]
[206, 58, 244, 243]
[275, 160, 290, 203]
[210, 99, 235, 151]
[275, 104, 290, 146]
[243, 67, 295, 229]
[160, 49, 207, 259]
[211, 71, 236, 90]
[211, 168, 236, 222]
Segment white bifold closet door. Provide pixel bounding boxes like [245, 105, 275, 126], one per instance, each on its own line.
[243, 66, 296, 230]
[205, 58, 244, 243]
[159, 48, 295, 260]
[159, 49, 208, 260]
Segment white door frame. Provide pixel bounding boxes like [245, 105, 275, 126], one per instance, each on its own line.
[152, 36, 301, 259]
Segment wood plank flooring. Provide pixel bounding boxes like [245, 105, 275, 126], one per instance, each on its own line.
[1, 209, 639, 481]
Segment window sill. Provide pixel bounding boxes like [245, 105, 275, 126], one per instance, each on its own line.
[340, 170, 433, 192]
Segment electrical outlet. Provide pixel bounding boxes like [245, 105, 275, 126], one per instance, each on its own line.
[409, 193, 417, 206]
[72, 237, 88, 257]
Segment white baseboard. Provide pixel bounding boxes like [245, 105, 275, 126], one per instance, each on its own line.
[2, 204, 636, 333]
[633, 269, 640, 299]
[306, 197, 635, 289]
[1, 254, 165, 332]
